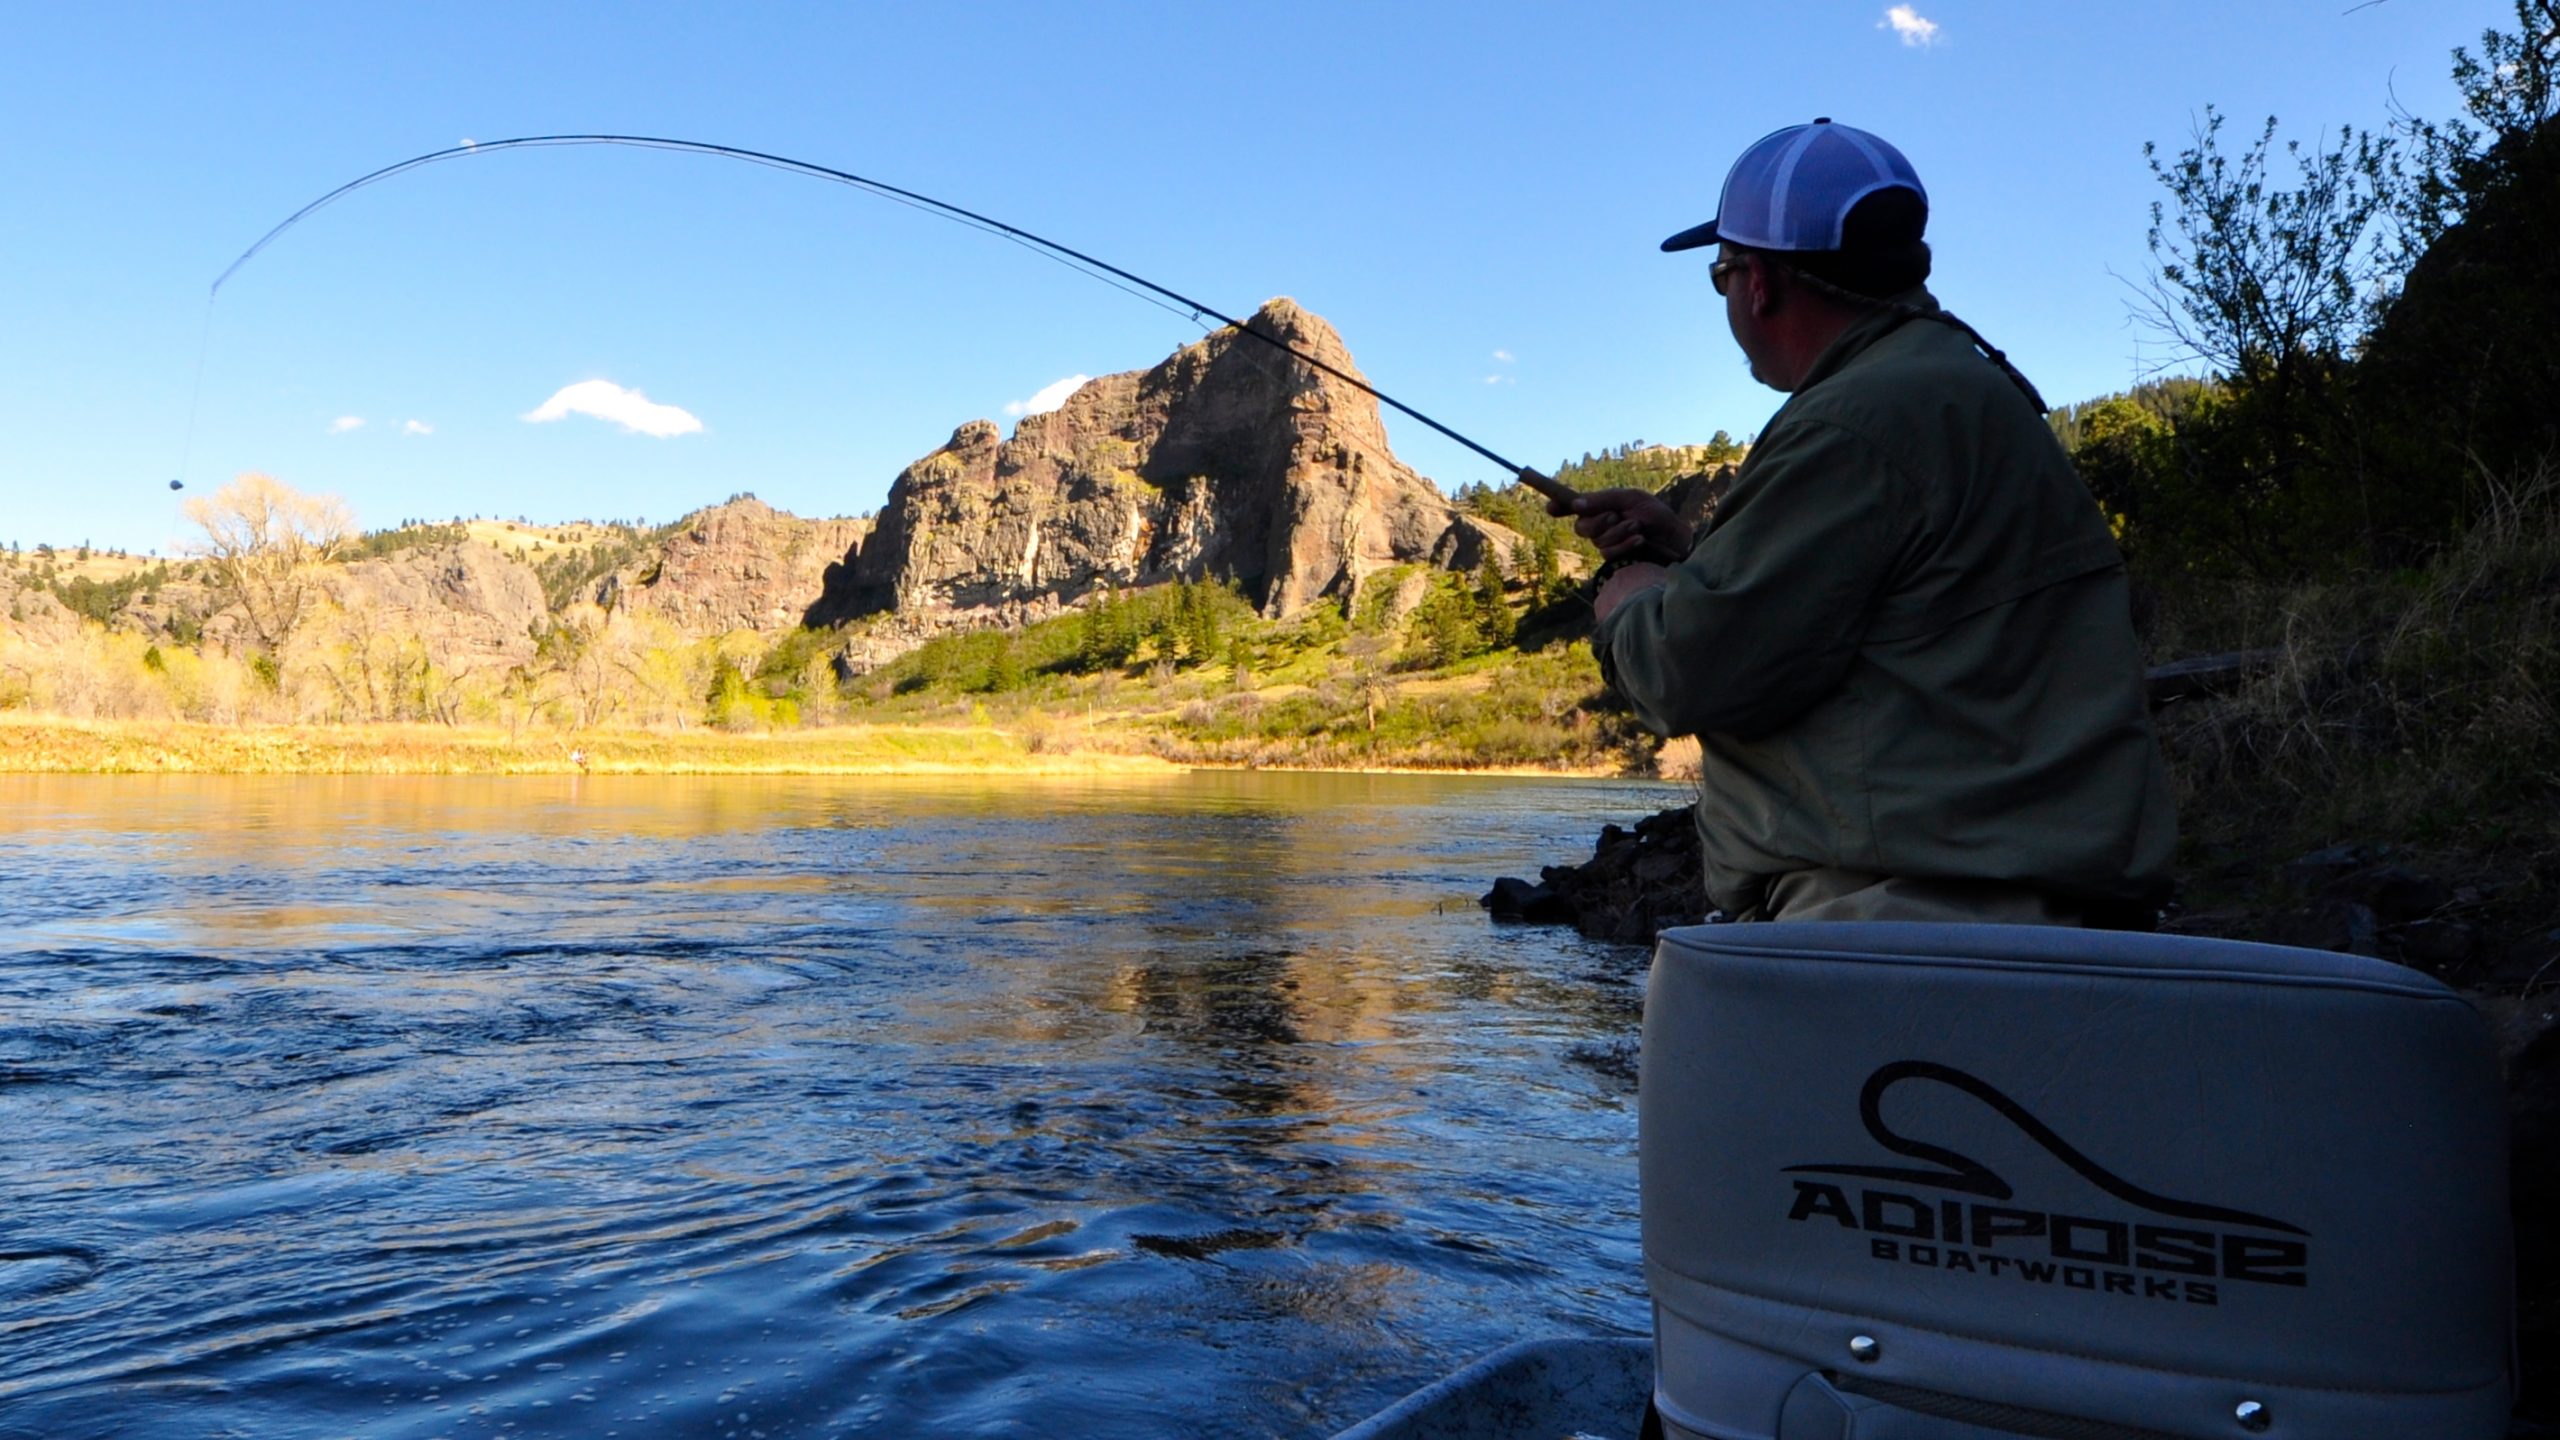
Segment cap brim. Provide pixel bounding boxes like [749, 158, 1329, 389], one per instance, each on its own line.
[1660, 219, 1720, 253]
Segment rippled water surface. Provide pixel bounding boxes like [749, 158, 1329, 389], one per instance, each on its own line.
[0, 772, 1670, 1439]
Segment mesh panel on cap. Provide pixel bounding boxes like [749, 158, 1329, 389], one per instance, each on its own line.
[1708, 121, 1926, 253]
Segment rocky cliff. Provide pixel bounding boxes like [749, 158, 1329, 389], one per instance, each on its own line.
[602, 498, 870, 634]
[814, 298, 1514, 630]
[0, 570, 78, 645]
[324, 541, 550, 670]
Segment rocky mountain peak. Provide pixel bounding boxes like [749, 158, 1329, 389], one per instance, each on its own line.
[816, 297, 1513, 630]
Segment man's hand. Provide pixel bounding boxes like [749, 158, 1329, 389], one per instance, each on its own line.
[1537, 481, 1693, 563]
[1593, 561, 1669, 624]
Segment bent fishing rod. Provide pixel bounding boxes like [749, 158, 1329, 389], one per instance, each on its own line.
[210, 133, 1580, 503]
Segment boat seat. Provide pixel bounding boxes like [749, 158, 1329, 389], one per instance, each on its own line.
[1639, 921, 2513, 1440]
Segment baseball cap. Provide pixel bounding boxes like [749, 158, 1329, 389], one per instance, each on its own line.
[1661, 118, 1928, 253]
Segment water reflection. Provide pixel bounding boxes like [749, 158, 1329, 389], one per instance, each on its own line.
[0, 772, 1674, 1439]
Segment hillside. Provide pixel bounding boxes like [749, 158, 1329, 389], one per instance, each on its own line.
[0, 300, 1737, 771]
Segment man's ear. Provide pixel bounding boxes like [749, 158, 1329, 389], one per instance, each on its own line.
[1747, 255, 1783, 318]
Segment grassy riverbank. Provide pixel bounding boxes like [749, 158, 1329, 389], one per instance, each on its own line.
[0, 711, 1638, 778]
[0, 715, 1185, 776]
[2140, 469, 2560, 989]
[0, 579, 1655, 777]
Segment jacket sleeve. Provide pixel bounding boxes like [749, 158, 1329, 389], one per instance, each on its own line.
[1592, 417, 1904, 741]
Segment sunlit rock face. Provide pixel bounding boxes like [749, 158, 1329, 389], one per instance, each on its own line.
[0, 570, 80, 645]
[819, 298, 1514, 627]
[326, 541, 549, 668]
[605, 498, 870, 636]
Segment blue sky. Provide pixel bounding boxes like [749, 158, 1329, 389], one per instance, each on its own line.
[0, 1, 2492, 554]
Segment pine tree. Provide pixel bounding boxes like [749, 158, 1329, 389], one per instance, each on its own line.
[1181, 582, 1222, 665]
[1474, 554, 1515, 647]
[985, 637, 1024, 693]
[1527, 533, 1563, 607]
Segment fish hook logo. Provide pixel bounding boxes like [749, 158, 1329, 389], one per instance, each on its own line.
[1784, 1059, 2306, 1235]
[1777, 1062, 2313, 1302]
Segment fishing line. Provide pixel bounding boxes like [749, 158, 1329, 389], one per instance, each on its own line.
[209, 133, 1551, 489]
[685, 144, 1205, 332]
[172, 294, 217, 490]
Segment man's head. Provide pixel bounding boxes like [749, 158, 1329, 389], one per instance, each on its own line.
[1664, 120, 1932, 390]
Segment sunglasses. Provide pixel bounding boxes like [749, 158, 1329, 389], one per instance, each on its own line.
[1710, 256, 1741, 296]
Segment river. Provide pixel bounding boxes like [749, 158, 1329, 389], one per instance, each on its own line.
[0, 771, 1672, 1439]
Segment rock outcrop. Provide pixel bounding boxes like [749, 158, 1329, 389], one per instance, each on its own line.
[0, 571, 79, 645]
[606, 498, 870, 635]
[114, 576, 226, 647]
[13, 305, 1501, 667]
[814, 298, 1515, 632]
[325, 541, 549, 670]
[1482, 806, 1708, 945]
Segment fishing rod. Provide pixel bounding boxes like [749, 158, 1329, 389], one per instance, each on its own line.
[208, 133, 1578, 503]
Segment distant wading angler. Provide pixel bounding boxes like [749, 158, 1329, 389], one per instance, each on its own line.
[1548, 120, 2174, 926]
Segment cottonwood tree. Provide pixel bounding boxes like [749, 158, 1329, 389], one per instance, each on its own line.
[183, 473, 355, 652]
[528, 604, 624, 731]
[292, 596, 470, 725]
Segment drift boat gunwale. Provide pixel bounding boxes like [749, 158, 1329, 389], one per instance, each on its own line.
[1329, 1336, 1653, 1440]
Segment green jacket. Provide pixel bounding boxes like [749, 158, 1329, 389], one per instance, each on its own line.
[1593, 290, 2176, 916]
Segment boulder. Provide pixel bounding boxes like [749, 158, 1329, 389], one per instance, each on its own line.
[1481, 875, 1576, 924]
[1480, 805, 1706, 945]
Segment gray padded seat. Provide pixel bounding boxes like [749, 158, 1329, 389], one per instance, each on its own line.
[1640, 922, 2513, 1440]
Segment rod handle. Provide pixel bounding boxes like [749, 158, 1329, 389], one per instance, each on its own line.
[1515, 467, 1576, 504]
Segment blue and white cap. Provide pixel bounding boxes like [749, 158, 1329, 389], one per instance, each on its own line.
[1661, 118, 1927, 253]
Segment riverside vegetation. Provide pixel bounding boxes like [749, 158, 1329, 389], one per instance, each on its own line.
[0, 457, 1671, 776]
[2061, 1, 2558, 993]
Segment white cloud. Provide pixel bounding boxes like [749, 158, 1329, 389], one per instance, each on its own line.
[1491, 349, 1515, 363]
[1880, 5, 1940, 45]
[328, 415, 365, 434]
[402, 419, 433, 436]
[1003, 374, 1090, 418]
[521, 380, 703, 438]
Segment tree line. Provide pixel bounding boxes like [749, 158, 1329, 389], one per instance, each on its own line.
[2077, 0, 2557, 581]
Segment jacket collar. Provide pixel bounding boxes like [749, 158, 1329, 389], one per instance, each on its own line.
[1788, 284, 1939, 396]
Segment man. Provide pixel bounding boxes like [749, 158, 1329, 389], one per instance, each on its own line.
[1552, 119, 2174, 926]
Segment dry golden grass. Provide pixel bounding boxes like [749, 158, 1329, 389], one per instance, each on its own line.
[2151, 466, 2560, 975]
[0, 715, 1182, 776]
[8, 550, 174, 583]
[460, 519, 620, 559]
[2157, 467, 2560, 850]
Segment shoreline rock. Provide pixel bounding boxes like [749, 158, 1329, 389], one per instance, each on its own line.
[1480, 805, 1705, 943]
